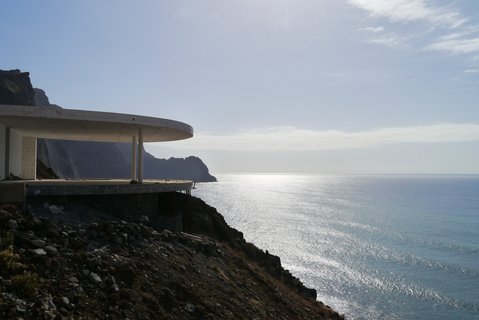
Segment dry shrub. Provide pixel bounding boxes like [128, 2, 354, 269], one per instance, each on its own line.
[0, 232, 25, 274]
[11, 273, 39, 298]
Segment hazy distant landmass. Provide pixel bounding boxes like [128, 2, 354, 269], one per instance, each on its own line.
[1, 70, 216, 182]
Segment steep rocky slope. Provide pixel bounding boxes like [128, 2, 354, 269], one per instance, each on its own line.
[0, 195, 343, 319]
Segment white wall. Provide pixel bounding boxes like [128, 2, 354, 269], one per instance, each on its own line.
[8, 129, 22, 178]
[0, 124, 5, 180]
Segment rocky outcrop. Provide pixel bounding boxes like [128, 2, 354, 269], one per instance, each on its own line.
[36, 159, 59, 180]
[0, 70, 35, 106]
[145, 155, 217, 182]
[0, 196, 343, 319]
[33, 88, 61, 109]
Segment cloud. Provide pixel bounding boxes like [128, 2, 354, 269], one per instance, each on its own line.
[349, 0, 467, 28]
[428, 34, 479, 54]
[359, 25, 406, 47]
[360, 26, 385, 33]
[351, 0, 479, 57]
[464, 69, 479, 73]
[162, 123, 479, 152]
[368, 34, 405, 47]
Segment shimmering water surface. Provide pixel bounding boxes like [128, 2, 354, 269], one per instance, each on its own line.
[193, 175, 479, 320]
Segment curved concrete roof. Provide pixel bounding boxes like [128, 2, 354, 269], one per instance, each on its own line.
[0, 105, 193, 142]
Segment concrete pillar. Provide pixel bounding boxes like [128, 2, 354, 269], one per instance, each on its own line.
[131, 136, 137, 181]
[138, 128, 144, 184]
[4, 127, 11, 179]
[21, 136, 37, 180]
[8, 129, 22, 178]
[0, 124, 6, 180]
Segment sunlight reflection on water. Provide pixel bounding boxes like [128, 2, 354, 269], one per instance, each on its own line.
[193, 175, 479, 320]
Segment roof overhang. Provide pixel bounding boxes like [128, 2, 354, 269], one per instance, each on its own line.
[0, 105, 193, 142]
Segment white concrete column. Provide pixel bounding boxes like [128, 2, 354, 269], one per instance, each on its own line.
[138, 128, 144, 183]
[21, 136, 37, 180]
[8, 129, 22, 178]
[131, 136, 137, 181]
[4, 127, 11, 179]
[0, 124, 6, 180]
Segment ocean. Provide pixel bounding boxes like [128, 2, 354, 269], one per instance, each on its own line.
[192, 175, 479, 320]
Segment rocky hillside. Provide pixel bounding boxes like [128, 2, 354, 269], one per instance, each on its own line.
[0, 69, 217, 182]
[0, 195, 343, 319]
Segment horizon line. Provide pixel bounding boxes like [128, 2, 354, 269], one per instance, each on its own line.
[210, 172, 479, 176]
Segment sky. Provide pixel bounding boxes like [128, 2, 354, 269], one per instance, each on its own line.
[1, 0, 479, 174]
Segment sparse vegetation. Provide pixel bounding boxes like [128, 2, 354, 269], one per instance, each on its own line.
[11, 273, 39, 298]
[0, 250, 26, 273]
[0, 231, 26, 274]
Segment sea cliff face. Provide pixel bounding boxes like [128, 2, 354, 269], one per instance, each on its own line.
[0, 194, 343, 319]
[0, 70, 217, 182]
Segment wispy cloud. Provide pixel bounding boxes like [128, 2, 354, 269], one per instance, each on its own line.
[163, 123, 479, 151]
[368, 34, 405, 47]
[349, 0, 467, 28]
[428, 33, 479, 54]
[360, 26, 385, 33]
[350, 0, 479, 59]
[359, 25, 406, 47]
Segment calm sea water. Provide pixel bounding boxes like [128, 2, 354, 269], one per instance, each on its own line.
[192, 175, 479, 320]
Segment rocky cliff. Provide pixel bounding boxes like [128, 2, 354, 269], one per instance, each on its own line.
[0, 70, 217, 182]
[0, 70, 35, 106]
[0, 195, 343, 319]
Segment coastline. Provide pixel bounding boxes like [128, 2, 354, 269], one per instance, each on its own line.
[194, 174, 479, 320]
[0, 193, 344, 319]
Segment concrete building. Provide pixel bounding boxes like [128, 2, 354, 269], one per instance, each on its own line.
[0, 104, 193, 181]
[0, 104, 194, 203]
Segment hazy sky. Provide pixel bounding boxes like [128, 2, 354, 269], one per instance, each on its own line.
[2, 0, 479, 174]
